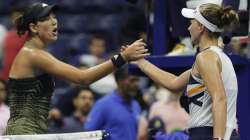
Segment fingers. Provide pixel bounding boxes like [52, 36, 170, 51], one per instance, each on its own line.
[120, 45, 130, 52]
[131, 38, 146, 46]
[134, 38, 143, 43]
[136, 53, 150, 58]
[136, 49, 149, 54]
[120, 46, 127, 52]
[134, 42, 147, 47]
[125, 52, 150, 61]
[122, 39, 149, 61]
[128, 43, 147, 52]
[135, 45, 147, 51]
[130, 53, 150, 61]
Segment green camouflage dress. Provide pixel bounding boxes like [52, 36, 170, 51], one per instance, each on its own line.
[5, 74, 54, 135]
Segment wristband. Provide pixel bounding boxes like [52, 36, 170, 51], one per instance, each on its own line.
[111, 53, 127, 68]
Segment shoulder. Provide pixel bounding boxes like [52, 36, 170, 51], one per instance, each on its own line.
[26, 47, 53, 59]
[93, 95, 112, 109]
[195, 49, 222, 75]
[20, 47, 57, 66]
[196, 50, 219, 63]
[20, 47, 49, 59]
[196, 50, 220, 68]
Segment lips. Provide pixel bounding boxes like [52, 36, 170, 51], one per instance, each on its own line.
[52, 27, 58, 36]
[52, 27, 57, 33]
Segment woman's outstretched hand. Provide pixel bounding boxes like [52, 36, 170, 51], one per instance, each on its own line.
[120, 39, 150, 62]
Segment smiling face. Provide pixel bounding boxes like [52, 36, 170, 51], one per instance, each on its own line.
[188, 19, 203, 45]
[29, 13, 58, 43]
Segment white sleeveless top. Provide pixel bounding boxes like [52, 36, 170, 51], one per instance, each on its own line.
[186, 46, 238, 140]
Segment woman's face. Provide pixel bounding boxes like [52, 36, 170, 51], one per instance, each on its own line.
[33, 13, 58, 43]
[188, 19, 203, 45]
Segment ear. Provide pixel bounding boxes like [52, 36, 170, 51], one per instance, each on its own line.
[198, 24, 206, 34]
[29, 23, 38, 34]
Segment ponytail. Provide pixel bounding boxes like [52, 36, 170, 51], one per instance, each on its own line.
[15, 15, 28, 36]
[220, 6, 239, 31]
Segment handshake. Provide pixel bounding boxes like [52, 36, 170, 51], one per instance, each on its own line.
[111, 39, 150, 68]
[120, 38, 149, 62]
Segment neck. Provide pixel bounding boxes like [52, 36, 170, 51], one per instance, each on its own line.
[74, 110, 86, 119]
[27, 36, 46, 49]
[117, 88, 131, 102]
[198, 35, 218, 51]
[74, 110, 87, 123]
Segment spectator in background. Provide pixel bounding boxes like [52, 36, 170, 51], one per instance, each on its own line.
[84, 67, 141, 140]
[89, 34, 108, 63]
[148, 88, 189, 138]
[137, 86, 190, 140]
[1, 6, 28, 81]
[80, 34, 108, 67]
[48, 87, 94, 133]
[80, 34, 117, 97]
[0, 79, 9, 135]
[229, 37, 248, 57]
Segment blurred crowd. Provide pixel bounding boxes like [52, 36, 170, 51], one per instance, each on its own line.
[0, 0, 249, 139]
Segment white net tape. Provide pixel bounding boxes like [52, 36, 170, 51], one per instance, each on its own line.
[0, 131, 104, 140]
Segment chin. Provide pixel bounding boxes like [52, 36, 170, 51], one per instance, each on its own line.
[53, 37, 58, 41]
[48, 37, 58, 43]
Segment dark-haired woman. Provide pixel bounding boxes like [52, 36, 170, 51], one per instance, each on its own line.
[133, 3, 239, 140]
[5, 3, 149, 135]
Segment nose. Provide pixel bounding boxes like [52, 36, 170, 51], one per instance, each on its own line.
[188, 24, 191, 31]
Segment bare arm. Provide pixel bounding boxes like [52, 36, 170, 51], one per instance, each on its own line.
[31, 50, 114, 85]
[136, 59, 191, 93]
[196, 51, 226, 138]
[30, 39, 149, 85]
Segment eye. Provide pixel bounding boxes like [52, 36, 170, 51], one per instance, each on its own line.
[51, 14, 56, 18]
[50, 13, 56, 19]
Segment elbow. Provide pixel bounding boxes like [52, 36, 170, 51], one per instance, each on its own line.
[220, 97, 227, 106]
[164, 80, 182, 93]
[80, 79, 92, 85]
[218, 94, 227, 103]
[79, 78, 92, 85]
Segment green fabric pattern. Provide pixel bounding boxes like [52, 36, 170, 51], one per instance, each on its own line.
[5, 74, 54, 135]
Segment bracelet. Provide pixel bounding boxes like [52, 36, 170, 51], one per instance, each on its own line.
[111, 53, 127, 68]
